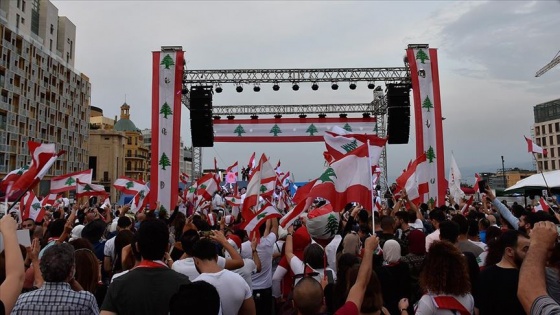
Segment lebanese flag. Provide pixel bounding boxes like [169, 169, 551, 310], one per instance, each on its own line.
[472, 173, 482, 193]
[247, 152, 256, 178]
[225, 161, 239, 184]
[280, 172, 291, 188]
[225, 195, 243, 207]
[275, 160, 282, 175]
[242, 154, 277, 219]
[324, 131, 387, 167]
[280, 198, 312, 228]
[179, 172, 190, 185]
[41, 193, 59, 207]
[534, 198, 550, 213]
[185, 183, 198, 203]
[130, 184, 150, 213]
[207, 212, 218, 226]
[292, 179, 317, 205]
[525, 136, 547, 156]
[307, 144, 373, 211]
[113, 177, 145, 195]
[21, 190, 45, 222]
[194, 173, 220, 207]
[259, 155, 277, 197]
[0, 165, 30, 193]
[396, 153, 429, 204]
[461, 195, 474, 216]
[241, 203, 282, 233]
[76, 180, 107, 198]
[50, 169, 92, 194]
[10, 142, 62, 198]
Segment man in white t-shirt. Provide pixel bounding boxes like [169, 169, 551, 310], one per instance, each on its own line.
[425, 209, 446, 252]
[193, 237, 255, 315]
[225, 235, 261, 292]
[172, 230, 244, 280]
[103, 216, 133, 277]
[251, 218, 278, 315]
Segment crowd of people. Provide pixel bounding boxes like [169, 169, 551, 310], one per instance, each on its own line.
[0, 184, 559, 314]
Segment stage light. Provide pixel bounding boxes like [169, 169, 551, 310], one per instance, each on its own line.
[182, 88, 188, 95]
[213, 116, 221, 120]
[227, 115, 235, 120]
[363, 113, 371, 118]
[367, 82, 375, 90]
[251, 115, 258, 119]
[273, 83, 280, 91]
[349, 83, 357, 90]
[311, 83, 319, 91]
[299, 114, 307, 118]
[236, 85, 243, 93]
[339, 113, 347, 118]
[274, 114, 282, 119]
[253, 85, 261, 92]
[331, 83, 338, 90]
[319, 114, 327, 118]
[292, 83, 299, 91]
[215, 86, 223, 93]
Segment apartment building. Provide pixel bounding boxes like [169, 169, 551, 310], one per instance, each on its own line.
[0, 0, 90, 195]
[533, 98, 560, 172]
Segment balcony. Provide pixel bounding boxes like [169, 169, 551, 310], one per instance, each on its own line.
[125, 153, 147, 159]
[125, 167, 145, 172]
[98, 177, 111, 183]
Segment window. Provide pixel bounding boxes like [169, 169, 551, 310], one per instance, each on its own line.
[16, 14, 20, 28]
[49, 39, 52, 51]
[543, 137, 547, 146]
[551, 136, 554, 145]
[21, 18, 24, 25]
[552, 149, 556, 158]
[550, 124, 553, 133]
[556, 123, 559, 132]
[545, 161, 549, 170]
[17, 0, 20, 8]
[536, 126, 540, 136]
[22, 1, 25, 12]
[50, 24, 54, 35]
[553, 160, 556, 170]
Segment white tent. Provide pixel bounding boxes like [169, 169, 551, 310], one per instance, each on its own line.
[505, 170, 560, 192]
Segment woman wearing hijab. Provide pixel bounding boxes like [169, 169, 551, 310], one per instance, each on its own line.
[377, 240, 411, 315]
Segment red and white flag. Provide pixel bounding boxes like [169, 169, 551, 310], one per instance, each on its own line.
[280, 198, 312, 228]
[324, 131, 387, 167]
[113, 177, 145, 195]
[130, 184, 150, 213]
[225, 195, 243, 207]
[241, 203, 282, 233]
[274, 160, 282, 175]
[179, 172, 190, 185]
[307, 144, 373, 211]
[0, 165, 30, 194]
[534, 198, 550, 213]
[525, 136, 547, 156]
[280, 172, 291, 188]
[41, 193, 59, 207]
[473, 173, 482, 193]
[185, 183, 198, 203]
[76, 180, 107, 199]
[242, 154, 276, 220]
[225, 161, 239, 184]
[396, 153, 429, 204]
[194, 173, 220, 208]
[21, 190, 45, 222]
[461, 195, 475, 216]
[50, 169, 92, 194]
[10, 142, 62, 198]
[292, 180, 317, 205]
[247, 152, 256, 178]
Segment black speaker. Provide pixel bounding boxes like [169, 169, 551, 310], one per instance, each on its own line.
[190, 86, 214, 147]
[387, 106, 410, 144]
[387, 84, 411, 108]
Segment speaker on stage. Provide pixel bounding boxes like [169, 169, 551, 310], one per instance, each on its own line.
[387, 106, 410, 144]
[189, 86, 214, 147]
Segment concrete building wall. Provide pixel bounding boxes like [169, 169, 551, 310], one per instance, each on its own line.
[88, 130, 126, 201]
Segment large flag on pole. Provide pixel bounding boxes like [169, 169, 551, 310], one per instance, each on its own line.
[113, 177, 146, 195]
[307, 144, 372, 211]
[76, 180, 107, 199]
[150, 48, 184, 213]
[50, 170, 92, 194]
[21, 191, 45, 222]
[10, 142, 61, 198]
[448, 154, 465, 205]
[225, 161, 239, 184]
[241, 203, 282, 233]
[396, 153, 429, 205]
[323, 131, 387, 167]
[407, 45, 446, 206]
[525, 136, 547, 156]
[130, 184, 150, 213]
[472, 173, 482, 193]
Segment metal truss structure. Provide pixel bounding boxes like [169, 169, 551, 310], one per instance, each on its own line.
[184, 67, 409, 85]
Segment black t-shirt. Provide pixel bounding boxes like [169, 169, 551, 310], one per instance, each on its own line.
[475, 265, 525, 315]
[101, 267, 190, 315]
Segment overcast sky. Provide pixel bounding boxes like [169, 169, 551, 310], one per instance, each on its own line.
[52, 0, 560, 184]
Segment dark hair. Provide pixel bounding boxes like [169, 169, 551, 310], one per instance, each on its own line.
[484, 227, 504, 267]
[46, 219, 66, 239]
[429, 209, 445, 223]
[439, 220, 460, 244]
[74, 248, 99, 294]
[180, 230, 200, 257]
[380, 216, 395, 231]
[193, 218, 211, 232]
[169, 282, 221, 315]
[137, 219, 169, 260]
[479, 218, 490, 230]
[346, 265, 383, 313]
[419, 241, 470, 295]
[467, 219, 479, 237]
[451, 214, 469, 235]
[81, 219, 107, 244]
[332, 253, 360, 311]
[192, 238, 218, 261]
[395, 211, 409, 224]
[40, 243, 75, 282]
[293, 277, 324, 315]
[113, 230, 135, 273]
[68, 238, 94, 251]
[358, 210, 369, 223]
[117, 216, 132, 229]
[303, 243, 325, 270]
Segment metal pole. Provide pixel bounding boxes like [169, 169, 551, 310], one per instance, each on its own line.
[501, 156, 506, 190]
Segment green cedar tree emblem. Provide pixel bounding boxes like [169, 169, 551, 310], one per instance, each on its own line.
[422, 96, 433, 112]
[199, 184, 207, 190]
[343, 123, 352, 132]
[306, 124, 318, 136]
[159, 152, 171, 170]
[83, 184, 94, 191]
[257, 212, 267, 220]
[234, 125, 246, 136]
[341, 140, 358, 153]
[426, 146, 436, 163]
[64, 177, 76, 186]
[260, 185, 267, 193]
[32, 203, 41, 210]
[139, 190, 146, 199]
[160, 54, 175, 69]
[160, 102, 173, 119]
[231, 197, 236, 202]
[319, 168, 336, 183]
[189, 186, 197, 193]
[324, 214, 338, 237]
[126, 181, 134, 189]
[416, 49, 429, 64]
[17, 165, 29, 175]
[269, 124, 282, 136]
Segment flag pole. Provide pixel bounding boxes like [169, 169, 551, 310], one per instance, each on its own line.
[367, 140, 375, 227]
[533, 152, 553, 198]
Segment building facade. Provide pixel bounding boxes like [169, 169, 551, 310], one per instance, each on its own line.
[88, 126, 126, 201]
[114, 103, 149, 182]
[534, 98, 560, 172]
[0, 0, 90, 195]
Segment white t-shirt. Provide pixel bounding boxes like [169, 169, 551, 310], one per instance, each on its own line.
[172, 256, 226, 280]
[251, 232, 277, 290]
[110, 270, 129, 283]
[195, 269, 252, 315]
[425, 229, 440, 252]
[104, 236, 116, 260]
[289, 255, 337, 286]
[231, 258, 257, 292]
[410, 219, 425, 231]
[415, 293, 474, 314]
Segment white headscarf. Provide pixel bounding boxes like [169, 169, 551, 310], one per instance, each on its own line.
[383, 240, 402, 264]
